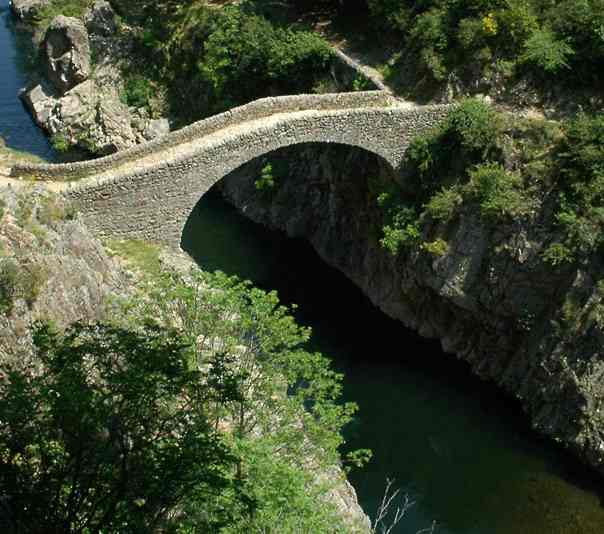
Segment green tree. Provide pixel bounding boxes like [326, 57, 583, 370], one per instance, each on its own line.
[117, 269, 366, 531]
[0, 322, 241, 533]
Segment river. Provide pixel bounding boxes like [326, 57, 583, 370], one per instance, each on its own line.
[2, 2, 604, 532]
[0, 0, 53, 158]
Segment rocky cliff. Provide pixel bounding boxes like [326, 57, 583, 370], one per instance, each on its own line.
[0, 183, 371, 530]
[218, 142, 604, 476]
[14, 1, 170, 155]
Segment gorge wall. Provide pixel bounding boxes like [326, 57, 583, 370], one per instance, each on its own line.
[217, 142, 604, 476]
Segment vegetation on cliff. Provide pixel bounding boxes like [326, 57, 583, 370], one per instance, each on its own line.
[112, 1, 334, 121]
[377, 99, 604, 268]
[0, 192, 369, 533]
[285, 0, 604, 104]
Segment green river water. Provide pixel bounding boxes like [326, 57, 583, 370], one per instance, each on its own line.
[182, 192, 604, 534]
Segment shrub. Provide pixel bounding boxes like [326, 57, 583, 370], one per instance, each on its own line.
[37, 194, 75, 227]
[444, 98, 502, 157]
[425, 187, 463, 221]
[0, 258, 19, 314]
[463, 162, 530, 221]
[551, 113, 604, 255]
[120, 74, 155, 108]
[0, 198, 5, 220]
[520, 28, 575, 74]
[379, 205, 421, 256]
[421, 237, 449, 256]
[404, 99, 503, 203]
[255, 162, 276, 192]
[19, 261, 48, 307]
[50, 133, 70, 153]
[542, 242, 574, 266]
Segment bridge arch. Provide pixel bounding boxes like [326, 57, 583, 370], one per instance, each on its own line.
[37, 94, 450, 247]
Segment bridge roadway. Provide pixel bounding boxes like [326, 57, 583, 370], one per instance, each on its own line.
[9, 91, 449, 246]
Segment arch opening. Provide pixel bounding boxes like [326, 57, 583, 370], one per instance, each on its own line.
[180, 141, 395, 257]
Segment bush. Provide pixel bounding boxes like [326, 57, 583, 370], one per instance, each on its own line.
[421, 237, 449, 256]
[520, 28, 574, 74]
[163, 4, 333, 118]
[255, 162, 276, 192]
[542, 242, 575, 266]
[379, 205, 421, 255]
[0, 258, 19, 314]
[444, 98, 502, 157]
[51, 133, 70, 153]
[425, 187, 463, 221]
[120, 74, 155, 108]
[37, 194, 75, 227]
[0, 257, 46, 314]
[551, 113, 604, 255]
[404, 99, 503, 202]
[463, 162, 530, 221]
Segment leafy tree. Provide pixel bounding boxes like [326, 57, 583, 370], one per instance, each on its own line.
[116, 268, 366, 531]
[0, 322, 242, 533]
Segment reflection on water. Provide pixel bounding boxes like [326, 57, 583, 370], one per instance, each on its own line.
[183, 191, 604, 534]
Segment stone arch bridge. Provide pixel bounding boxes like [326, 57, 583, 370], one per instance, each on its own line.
[12, 91, 449, 246]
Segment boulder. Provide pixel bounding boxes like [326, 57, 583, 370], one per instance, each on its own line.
[47, 80, 137, 154]
[43, 15, 91, 94]
[143, 118, 171, 140]
[20, 82, 58, 127]
[84, 0, 117, 37]
[22, 79, 138, 155]
[10, 0, 50, 22]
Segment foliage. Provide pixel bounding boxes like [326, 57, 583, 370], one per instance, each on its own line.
[404, 99, 502, 202]
[36, 193, 76, 227]
[424, 187, 463, 221]
[0, 257, 47, 314]
[352, 74, 372, 91]
[549, 113, 604, 257]
[120, 73, 155, 109]
[421, 237, 449, 256]
[35, 0, 93, 29]
[378, 195, 421, 256]
[520, 28, 574, 73]
[359, 0, 604, 97]
[541, 242, 574, 266]
[123, 3, 333, 120]
[0, 198, 5, 221]
[255, 162, 276, 192]
[112, 268, 363, 531]
[0, 322, 241, 533]
[50, 133, 70, 153]
[462, 162, 530, 221]
[0, 258, 19, 314]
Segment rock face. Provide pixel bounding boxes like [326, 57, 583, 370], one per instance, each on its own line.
[218, 142, 604, 477]
[22, 79, 138, 155]
[84, 0, 117, 37]
[43, 15, 91, 94]
[10, 0, 50, 22]
[18, 6, 170, 154]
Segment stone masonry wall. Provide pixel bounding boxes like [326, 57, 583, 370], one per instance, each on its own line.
[12, 91, 398, 180]
[59, 103, 449, 245]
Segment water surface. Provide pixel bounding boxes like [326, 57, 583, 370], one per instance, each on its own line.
[0, 0, 53, 158]
[183, 191, 604, 534]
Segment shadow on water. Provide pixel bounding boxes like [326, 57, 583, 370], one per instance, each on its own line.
[183, 189, 604, 534]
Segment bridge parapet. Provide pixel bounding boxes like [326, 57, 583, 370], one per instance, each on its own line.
[11, 91, 398, 180]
